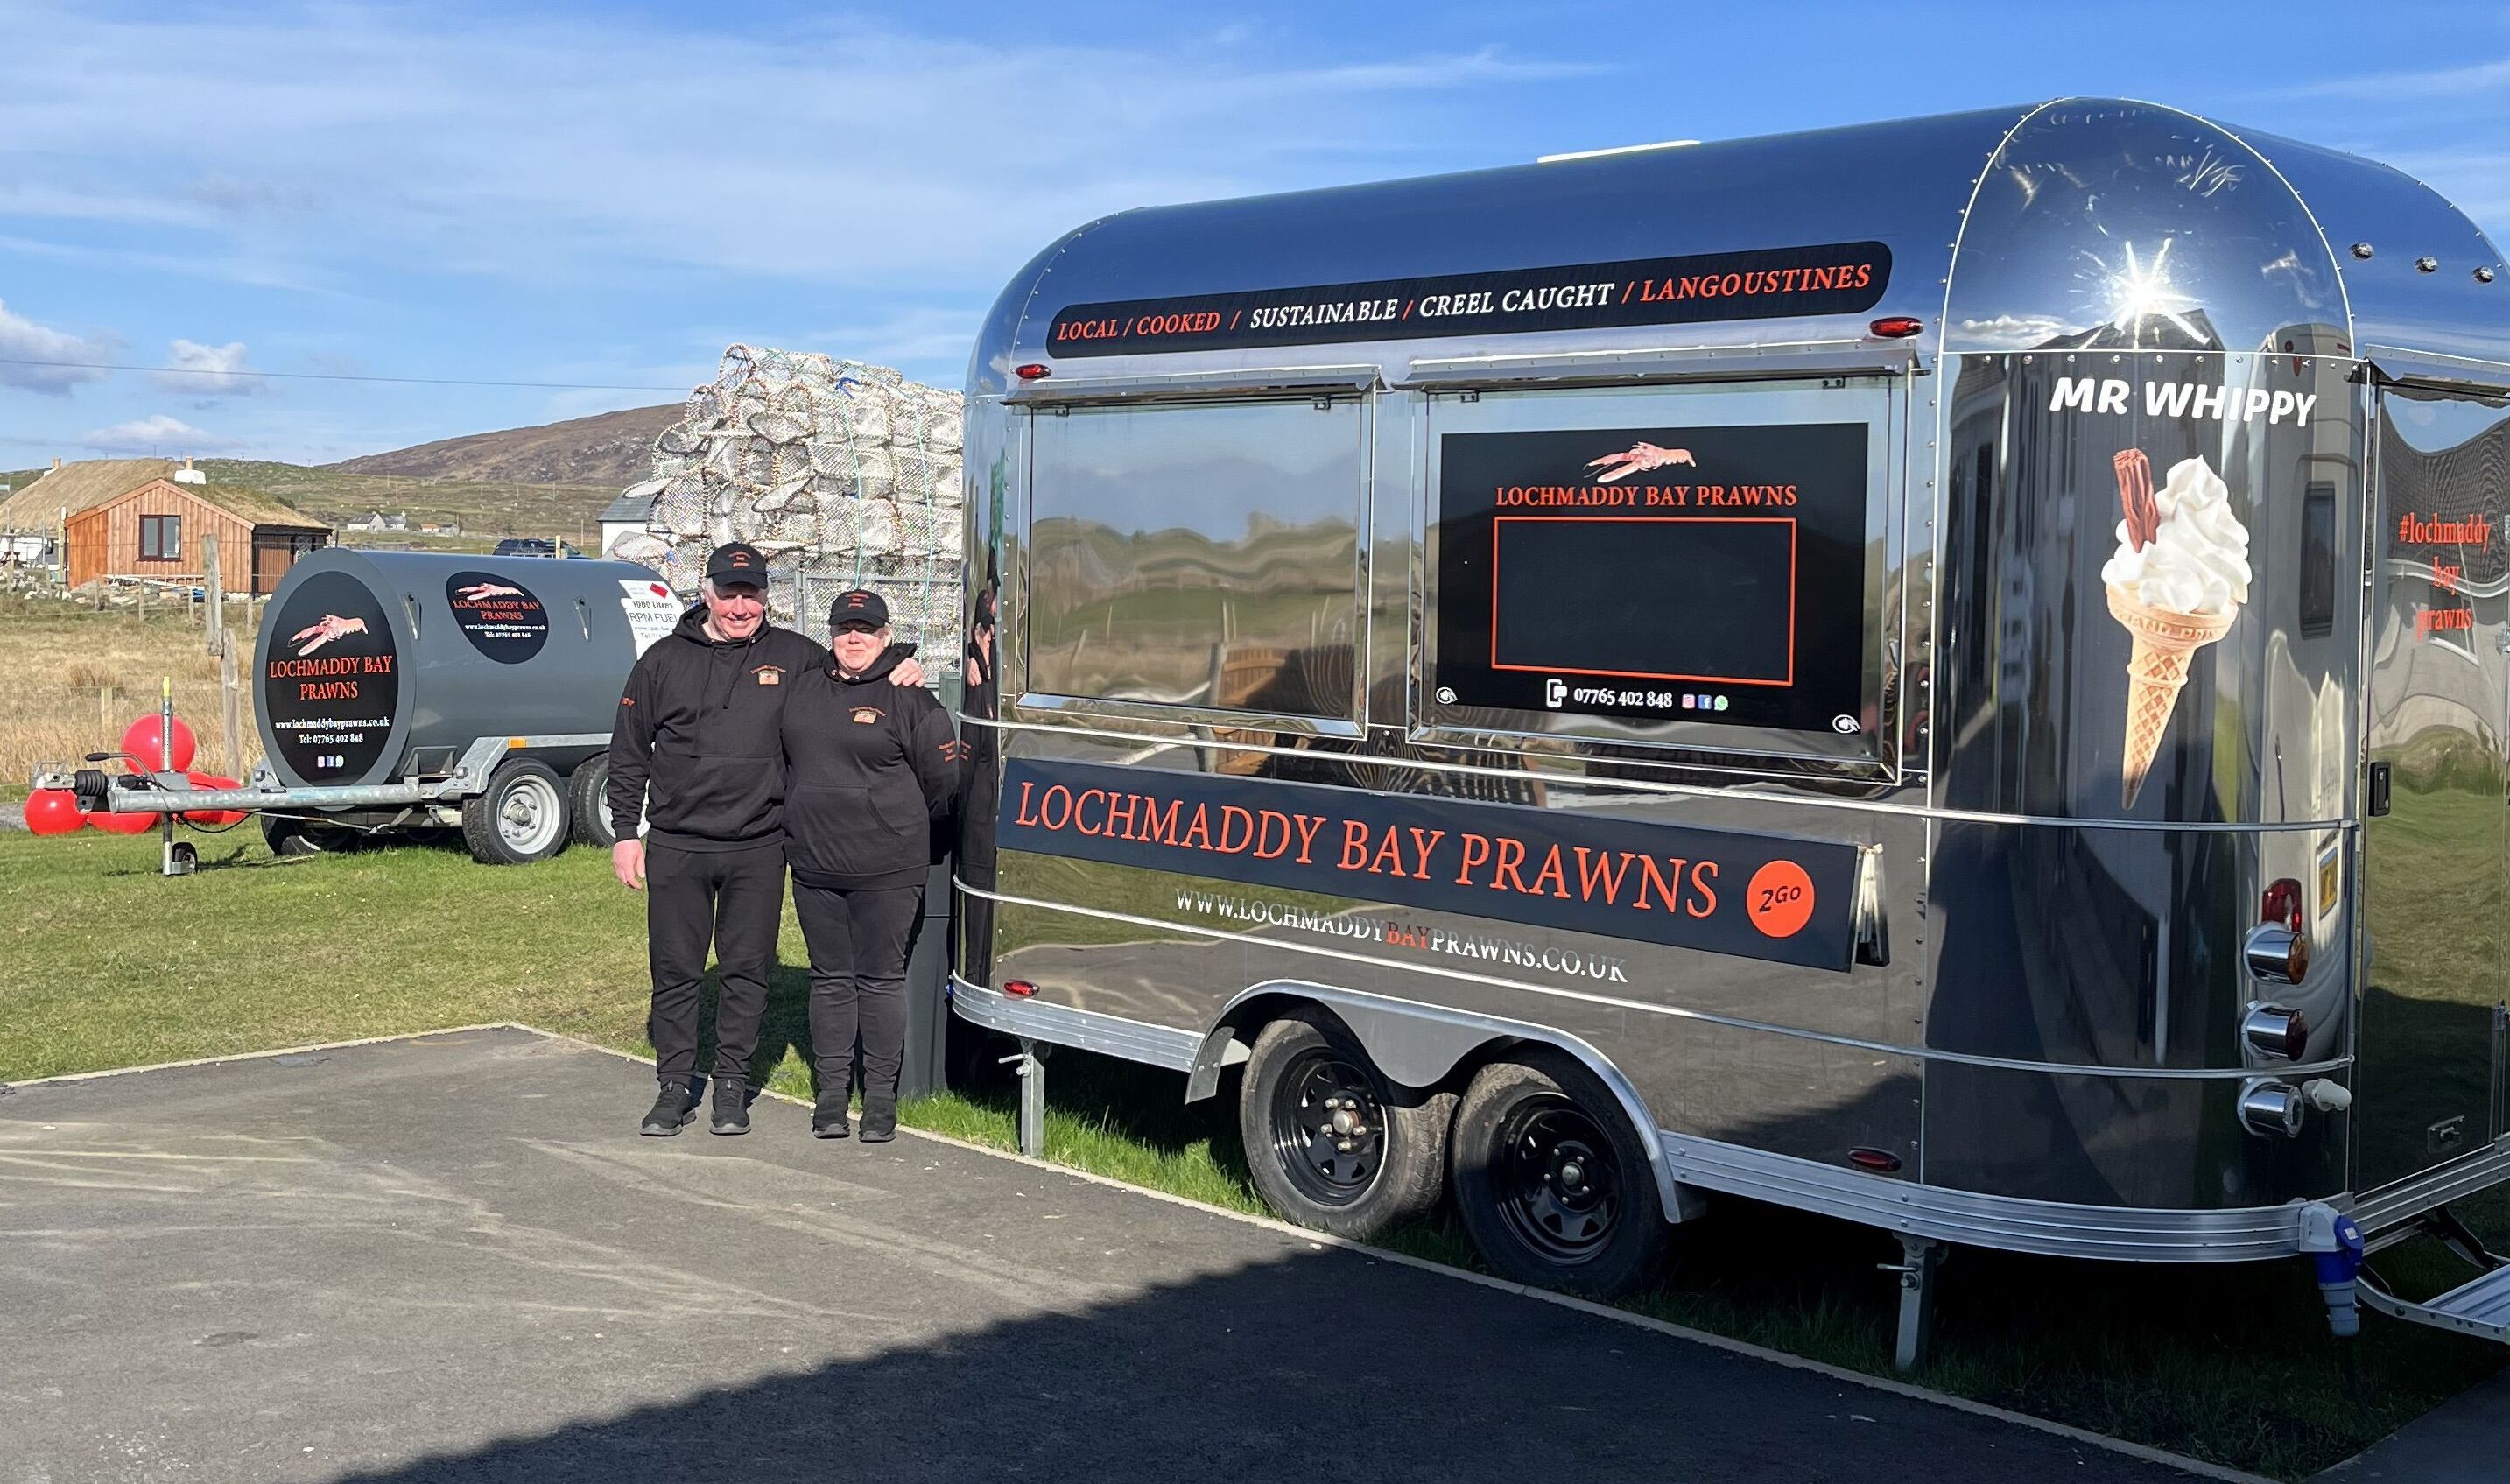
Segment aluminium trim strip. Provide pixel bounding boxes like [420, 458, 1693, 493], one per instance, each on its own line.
[955, 877, 2352, 1083]
[960, 712, 2345, 835]
[949, 974, 1201, 1070]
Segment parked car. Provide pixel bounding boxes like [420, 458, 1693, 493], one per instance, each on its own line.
[489, 538, 583, 559]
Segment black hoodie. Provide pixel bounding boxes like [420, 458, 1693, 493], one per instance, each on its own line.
[607, 605, 827, 850]
[781, 642, 960, 890]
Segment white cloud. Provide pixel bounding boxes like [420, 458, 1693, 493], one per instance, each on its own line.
[0, 299, 118, 394]
[81, 415, 242, 454]
[0, 7, 1600, 292]
[2272, 56, 2510, 101]
[154, 339, 264, 397]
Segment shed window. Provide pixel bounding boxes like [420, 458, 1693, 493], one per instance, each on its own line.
[139, 515, 182, 562]
[1025, 397, 1364, 721]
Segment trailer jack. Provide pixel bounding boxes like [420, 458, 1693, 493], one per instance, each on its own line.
[1001, 1038, 1050, 1159]
[1880, 1234, 1944, 1372]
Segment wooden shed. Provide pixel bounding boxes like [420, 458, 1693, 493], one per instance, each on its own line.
[63, 478, 331, 595]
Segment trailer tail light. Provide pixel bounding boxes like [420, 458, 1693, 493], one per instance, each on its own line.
[2241, 1003, 2310, 1060]
[2245, 925, 2310, 985]
[1014, 363, 1051, 381]
[2238, 1078, 2307, 1138]
[2260, 878, 2303, 932]
[1868, 316, 1924, 338]
[1002, 979, 1038, 998]
[1846, 1147, 1902, 1172]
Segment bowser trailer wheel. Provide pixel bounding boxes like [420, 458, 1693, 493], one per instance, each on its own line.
[1239, 1011, 1452, 1240]
[1450, 1050, 1667, 1298]
[462, 758, 570, 865]
[568, 756, 618, 848]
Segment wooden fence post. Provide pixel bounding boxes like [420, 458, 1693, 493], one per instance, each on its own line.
[204, 534, 225, 656]
[220, 632, 244, 779]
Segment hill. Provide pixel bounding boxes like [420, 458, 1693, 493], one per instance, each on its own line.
[321, 403, 679, 487]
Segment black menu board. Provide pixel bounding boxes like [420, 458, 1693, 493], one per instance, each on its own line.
[1433, 421, 1873, 738]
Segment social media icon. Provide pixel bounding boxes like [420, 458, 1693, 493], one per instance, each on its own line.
[1682, 694, 1697, 709]
[1714, 696, 1729, 712]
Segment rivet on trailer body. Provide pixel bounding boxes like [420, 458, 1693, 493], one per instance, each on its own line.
[2478, 265, 2497, 284]
[2416, 257, 2440, 274]
[2351, 242, 2374, 259]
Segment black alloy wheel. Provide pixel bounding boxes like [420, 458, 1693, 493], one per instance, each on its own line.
[1451, 1050, 1669, 1298]
[1269, 1045, 1390, 1208]
[1238, 1011, 1452, 1240]
[1492, 1096, 1621, 1266]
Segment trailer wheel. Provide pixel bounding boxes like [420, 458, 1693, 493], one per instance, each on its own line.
[262, 815, 361, 857]
[567, 756, 617, 847]
[461, 759, 570, 865]
[1239, 1012, 1452, 1239]
[1450, 1050, 1667, 1298]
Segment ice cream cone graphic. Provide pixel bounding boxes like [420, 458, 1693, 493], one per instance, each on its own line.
[2100, 449, 2251, 808]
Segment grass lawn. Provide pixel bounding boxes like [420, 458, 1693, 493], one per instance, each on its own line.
[3, 826, 2506, 1480]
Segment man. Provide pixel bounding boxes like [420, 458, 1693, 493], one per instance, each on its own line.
[607, 541, 920, 1137]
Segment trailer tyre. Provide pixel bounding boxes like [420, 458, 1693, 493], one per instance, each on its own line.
[262, 815, 360, 857]
[568, 756, 618, 848]
[1239, 1012, 1452, 1240]
[1450, 1050, 1667, 1298]
[461, 758, 571, 865]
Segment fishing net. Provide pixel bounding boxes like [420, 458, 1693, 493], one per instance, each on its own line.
[608, 345, 966, 660]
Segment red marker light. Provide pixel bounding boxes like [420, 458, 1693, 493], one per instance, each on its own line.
[2261, 878, 2303, 932]
[1868, 316, 1924, 339]
[1002, 979, 1038, 998]
[1847, 1147, 1903, 1172]
[1014, 363, 1051, 381]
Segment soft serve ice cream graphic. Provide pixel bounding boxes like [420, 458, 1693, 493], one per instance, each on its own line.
[2101, 450, 2251, 807]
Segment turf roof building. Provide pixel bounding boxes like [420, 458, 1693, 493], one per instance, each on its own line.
[0, 457, 333, 595]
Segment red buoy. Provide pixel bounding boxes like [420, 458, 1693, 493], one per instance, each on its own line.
[120, 714, 198, 771]
[89, 804, 157, 835]
[23, 789, 86, 836]
[180, 773, 249, 827]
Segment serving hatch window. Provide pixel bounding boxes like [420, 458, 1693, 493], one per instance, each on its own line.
[1425, 378, 1895, 764]
[1025, 397, 1365, 721]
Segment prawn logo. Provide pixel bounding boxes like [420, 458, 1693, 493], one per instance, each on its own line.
[1587, 442, 1696, 482]
[445, 571, 549, 664]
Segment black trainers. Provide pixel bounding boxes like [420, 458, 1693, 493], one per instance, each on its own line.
[812, 1094, 850, 1140]
[858, 1103, 897, 1143]
[640, 1080, 698, 1136]
[709, 1078, 750, 1136]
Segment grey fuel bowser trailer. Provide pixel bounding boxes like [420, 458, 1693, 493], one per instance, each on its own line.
[951, 98, 2510, 1365]
[248, 548, 675, 862]
[61, 548, 679, 864]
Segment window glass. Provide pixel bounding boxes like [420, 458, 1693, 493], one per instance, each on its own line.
[1026, 397, 1364, 720]
[139, 515, 182, 560]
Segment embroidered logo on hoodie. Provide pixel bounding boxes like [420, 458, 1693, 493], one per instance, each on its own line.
[754, 665, 783, 686]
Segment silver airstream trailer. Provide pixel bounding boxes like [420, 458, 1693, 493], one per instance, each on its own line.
[950, 98, 2510, 1363]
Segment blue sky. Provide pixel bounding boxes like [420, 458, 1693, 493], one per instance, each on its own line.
[0, 0, 2503, 467]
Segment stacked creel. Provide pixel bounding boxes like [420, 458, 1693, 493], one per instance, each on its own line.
[608, 345, 966, 658]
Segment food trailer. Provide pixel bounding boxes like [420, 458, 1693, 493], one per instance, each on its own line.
[949, 98, 2510, 1364]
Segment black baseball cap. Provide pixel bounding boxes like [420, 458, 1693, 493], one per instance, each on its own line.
[830, 588, 889, 630]
[706, 542, 767, 587]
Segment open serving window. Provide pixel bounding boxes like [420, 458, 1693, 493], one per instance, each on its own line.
[1421, 376, 1900, 770]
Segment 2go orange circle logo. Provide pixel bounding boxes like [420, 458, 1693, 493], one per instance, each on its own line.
[1745, 860, 1815, 939]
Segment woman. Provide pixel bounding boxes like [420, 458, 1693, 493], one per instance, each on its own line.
[783, 587, 961, 1141]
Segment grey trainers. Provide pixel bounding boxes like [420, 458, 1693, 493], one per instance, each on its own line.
[709, 1078, 749, 1136]
[640, 1080, 698, 1136]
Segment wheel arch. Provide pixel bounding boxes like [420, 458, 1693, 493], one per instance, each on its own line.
[1188, 981, 1706, 1223]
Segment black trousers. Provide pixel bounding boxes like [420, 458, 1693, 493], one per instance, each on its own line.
[791, 881, 924, 1111]
[646, 840, 786, 1087]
